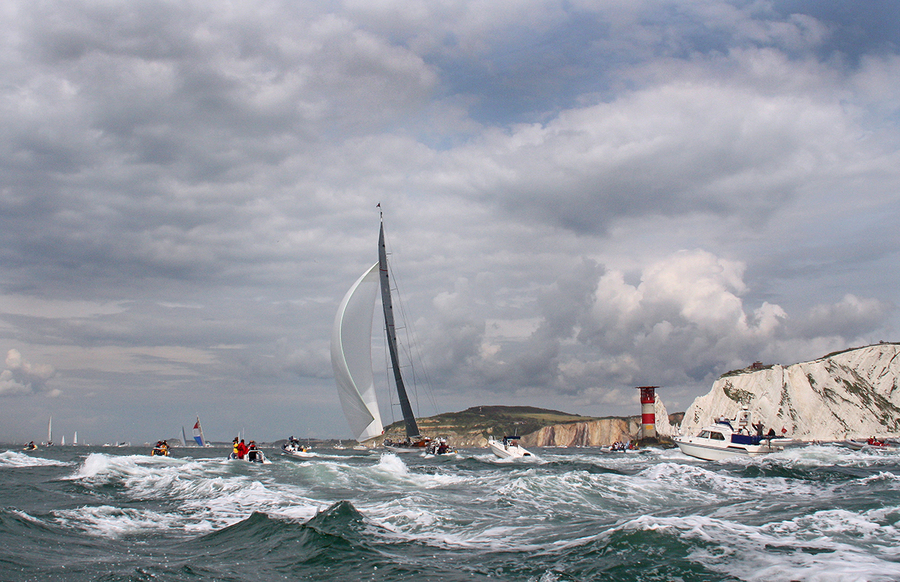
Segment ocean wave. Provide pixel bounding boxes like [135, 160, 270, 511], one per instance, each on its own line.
[613, 511, 900, 582]
[0, 450, 71, 468]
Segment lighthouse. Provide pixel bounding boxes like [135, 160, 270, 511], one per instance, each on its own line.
[637, 386, 658, 439]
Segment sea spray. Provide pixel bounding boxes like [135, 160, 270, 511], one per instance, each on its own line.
[2, 443, 900, 581]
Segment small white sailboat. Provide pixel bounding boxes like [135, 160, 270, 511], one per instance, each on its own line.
[46, 415, 53, 447]
[192, 416, 208, 447]
[73, 431, 78, 446]
[488, 435, 534, 459]
[331, 213, 449, 454]
[61, 435, 66, 446]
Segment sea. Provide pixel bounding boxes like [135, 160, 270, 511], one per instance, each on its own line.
[1, 443, 899, 582]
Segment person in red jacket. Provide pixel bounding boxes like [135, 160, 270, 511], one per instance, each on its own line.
[236, 438, 248, 459]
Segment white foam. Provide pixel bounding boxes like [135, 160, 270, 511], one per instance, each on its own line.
[374, 452, 409, 477]
[0, 449, 70, 467]
[55, 453, 326, 536]
[619, 508, 900, 582]
[55, 504, 175, 537]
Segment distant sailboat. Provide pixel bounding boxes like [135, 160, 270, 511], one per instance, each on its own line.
[61, 435, 66, 446]
[331, 214, 440, 453]
[73, 431, 78, 446]
[192, 416, 208, 447]
[46, 415, 53, 447]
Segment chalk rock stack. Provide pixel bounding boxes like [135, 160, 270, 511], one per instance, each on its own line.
[680, 343, 900, 441]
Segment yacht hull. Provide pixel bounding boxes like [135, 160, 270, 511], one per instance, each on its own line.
[674, 436, 780, 461]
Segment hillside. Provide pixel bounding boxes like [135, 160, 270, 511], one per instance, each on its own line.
[680, 342, 900, 440]
[379, 405, 683, 447]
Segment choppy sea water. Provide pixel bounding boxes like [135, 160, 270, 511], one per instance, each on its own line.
[1, 443, 899, 581]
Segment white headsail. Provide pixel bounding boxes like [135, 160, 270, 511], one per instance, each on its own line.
[331, 262, 384, 442]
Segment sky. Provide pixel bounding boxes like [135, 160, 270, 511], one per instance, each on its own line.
[1, 0, 899, 445]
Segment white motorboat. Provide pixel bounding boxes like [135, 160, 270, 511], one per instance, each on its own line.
[674, 413, 783, 461]
[229, 447, 268, 463]
[488, 436, 534, 459]
[282, 440, 317, 458]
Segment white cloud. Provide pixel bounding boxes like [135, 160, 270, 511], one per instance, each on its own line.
[0, 349, 56, 396]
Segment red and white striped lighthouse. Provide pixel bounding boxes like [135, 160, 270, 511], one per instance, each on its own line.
[637, 386, 658, 439]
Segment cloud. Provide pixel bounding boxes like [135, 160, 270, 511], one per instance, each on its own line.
[441, 248, 889, 410]
[0, 0, 898, 440]
[0, 349, 57, 396]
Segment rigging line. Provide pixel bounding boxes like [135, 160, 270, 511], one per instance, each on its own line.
[382, 229, 421, 417]
[380, 220, 440, 419]
[386, 256, 421, 419]
[390, 259, 440, 416]
[388, 254, 441, 419]
[395, 270, 440, 416]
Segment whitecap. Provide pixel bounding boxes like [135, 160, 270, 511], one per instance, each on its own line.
[0, 449, 70, 468]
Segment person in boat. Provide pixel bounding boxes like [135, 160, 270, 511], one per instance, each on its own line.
[753, 421, 764, 437]
[767, 428, 776, 437]
[232, 437, 240, 458]
[24, 441, 36, 450]
[236, 438, 248, 459]
[286, 436, 308, 452]
[247, 440, 262, 462]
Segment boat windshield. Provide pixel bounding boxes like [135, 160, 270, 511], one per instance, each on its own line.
[697, 430, 726, 440]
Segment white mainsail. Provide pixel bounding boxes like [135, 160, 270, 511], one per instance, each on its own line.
[331, 262, 384, 442]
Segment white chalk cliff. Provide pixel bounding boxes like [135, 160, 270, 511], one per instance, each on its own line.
[680, 343, 900, 441]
